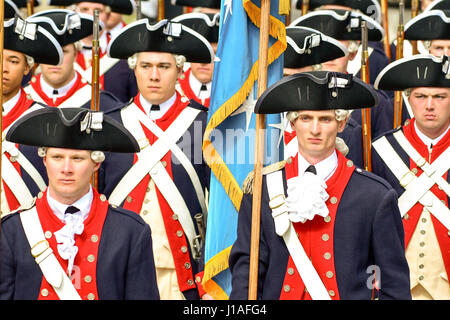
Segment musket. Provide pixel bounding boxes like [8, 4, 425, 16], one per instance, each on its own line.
[301, 0, 309, 16]
[158, 0, 165, 21]
[91, 9, 100, 189]
[411, 0, 419, 55]
[26, 0, 35, 17]
[0, 0, 5, 224]
[136, 0, 142, 20]
[361, 21, 372, 172]
[380, 0, 391, 61]
[393, 0, 405, 129]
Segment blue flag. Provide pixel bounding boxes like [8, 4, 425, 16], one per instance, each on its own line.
[202, 0, 287, 299]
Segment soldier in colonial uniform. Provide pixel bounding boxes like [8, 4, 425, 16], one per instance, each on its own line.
[1, 16, 63, 217]
[373, 54, 450, 299]
[23, 9, 121, 112]
[173, 12, 220, 108]
[100, 18, 213, 299]
[229, 71, 411, 300]
[47, 0, 138, 103]
[0, 107, 159, 300]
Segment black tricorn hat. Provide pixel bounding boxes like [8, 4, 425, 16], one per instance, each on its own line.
[285, 26, 349, 68]
[290, 9, 384, 41]
[171, 12, 220, 43]
[6, 0, 21, 19]
[404, 10, 450, 40]
[295, 0, 381, 21]
[47, 0, 135, 15]
[255, 71, 379, 114]
[171, 0, 221, 9]
[107, 18, 214, 63]
[4, 17, 64, 65]
[6, 107, 140, 153]
[425, 0, 450, 11]
[27, 9, 101, 47]
[374, 54, 450, 91]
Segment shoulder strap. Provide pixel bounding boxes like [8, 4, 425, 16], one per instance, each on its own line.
[266, 170, 331, 300]
[20, 206, 82, 300]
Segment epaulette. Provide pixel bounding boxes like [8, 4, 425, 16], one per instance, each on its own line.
[242, 160, 287, 195]
[188, 98, 208, 112]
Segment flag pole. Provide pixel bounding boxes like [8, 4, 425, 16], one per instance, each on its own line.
[0, 0, 5, 228]
[248, 0, 271, 300]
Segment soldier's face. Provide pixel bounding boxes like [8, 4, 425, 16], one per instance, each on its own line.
[134, 52, 182, 104]
[290, 110, 346, 162]
[44, 148, 100, 205]
[321, 40, 358, 73]
[429, 40, 450, 57]
[190, 62, 214, 84]
[41, 44, 77, 89]
[76, 2, 110, 24]
[2, 49, 29, 101]
[409, 87, 450, 139]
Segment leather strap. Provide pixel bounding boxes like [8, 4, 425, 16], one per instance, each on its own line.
[266, 170, 331, 300]
[20, 206, 82, 300]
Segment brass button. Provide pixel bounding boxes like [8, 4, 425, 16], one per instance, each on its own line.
[346, 160, 353, 168]
[421, 218, 427, 223]
[323, 252, 331, 260]
[419, 275, 424, 281]
[286, 157, 292, 164]
[196, 276, 201, 283]
[184, 262, 191, 269]
[10, 156, 16, 163]
[181, 246, 188, 253]
[144, 198, 150, 204]
[187, 279, 194, 286]
[412, 168, 418, 174]
[419, 253, 425, 258]
[87, 293, 95, 300]
[330, 197, 337, 204]
[420, 230, 426, 235]
[328, 290, 335, 297]
[324, 216, 331, 223]
[126, 196, 133, 203]
[161, 160, 167, 167]
[403, 213, 409, 220]
[142, 210, 148, 215]
[287, 268, 295, 275]
[322, 234, 330, 241]
[44, 231, 52, 239]
[99, 194, 107, 202]
[91, 234, 99, 243]
[326, 271, 334, 278]
[172, 214, 179, 220]
[420, 242, 425, 247]
[84, 275, 92, 283]
[419, 264, 424, 269]
[41, 289, 49, 297]
[176, 230, 183, 237]
[284, 284, 291, 292]
[37, 192, 43, 199]
[87, 254, 95, 262]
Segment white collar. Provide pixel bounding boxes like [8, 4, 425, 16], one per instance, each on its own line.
[3, 89, 21, 116]
[188, 71, 211, 99]
[414, 120, 450, 149]
[40, 73, 78, 100]
[297, 151, 338, 182]
[107, 21, 125, 38]
[139, 93, 177, 120]
[47, 186, 93, 223]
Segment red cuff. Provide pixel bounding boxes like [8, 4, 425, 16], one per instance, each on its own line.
[195, 271, 207, 298]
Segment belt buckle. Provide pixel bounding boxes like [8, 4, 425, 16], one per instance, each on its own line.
[415, 157, 427, 168]
[400, 171, 415, 188]
[31, 240, 50, 259]
[269, 194, 285, 210]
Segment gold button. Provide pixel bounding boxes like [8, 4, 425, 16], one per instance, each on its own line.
[126, 196, 133, 203]
[284, 284, 291, 292]
[44, 231, 52, 239]
[419, 264, 424, 269]
[26, 94, 33, 100]
[187, 279, 194, 286]
[37, 192, 43, 199]
[184, 262, 191, 269]
[328, 290, 335, 297]
[322, 234, 330, 241]
[419, 253, 425, 258]
[172, 214, 179, 220]
[84, 275, 92, 283]
[176, 230, 183, 237]
[87, 293, 95, 300]
[346, 160, 353, 168]
[286, 157, 292, 164]
[31, 77, 37, 83]
[161, 160, 167, 167]
[448, 231, 450, 237]
[326, 271, 334, 278]
[324, 252, 331, 260]
[330, 197, 337, 204]
[196, 276, 201, 283]
[99, 194, 107, 202]
[420, 230, 426, 235]
[41, 289, 49, 297]
[142, 210, 148, 215]
[87, 254, 95, 262]
[181, 246, 188, 253]
[91, 234, 99, 243]
[412, 168, 418, 174]
[420, 242, 425, 247]
[421, 218, 427, 223]
[403, 213, 409, 220]
[144, 198, 150, 204]
[287, 268, 295, 275]
[10, 156, 16, 163]
[419, 275, 424, 281]
[324, 216, 331, 223]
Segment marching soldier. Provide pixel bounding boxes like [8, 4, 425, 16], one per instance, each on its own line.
[24, 9, 121, 112]
[0, 107, 159, 300]
[1, 16, 63, 217]
[173, 12, 220, 108]
[282, 26, 364, 168]
[373, 54, 450, 299]
[100, 18, 213, 299]
[229, 71, 411, 300]
[47, 0, 138, 103]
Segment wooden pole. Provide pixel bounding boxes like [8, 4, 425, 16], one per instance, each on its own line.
[248, 0, 271, 301]
[0, 0, 5, 228]
[158, 0, 165, 21]
[136, 0, 142, 20]
[91, 9, 100, 190]
[26, 0, 35, 17]
[411, 0, 419, 55]
[393, 0, 405, 129]
[361, 21, 372, 172]
[381, 0, 391, 61]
